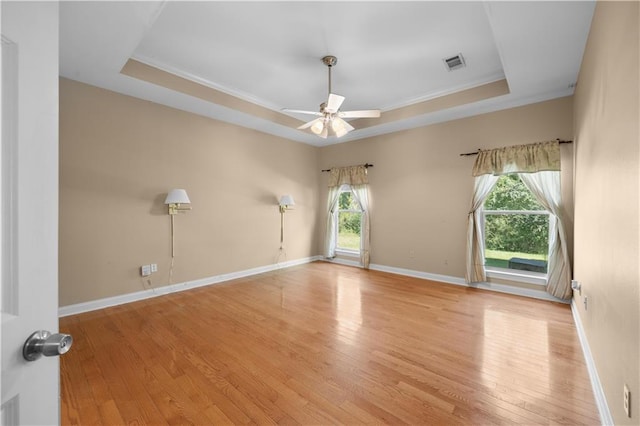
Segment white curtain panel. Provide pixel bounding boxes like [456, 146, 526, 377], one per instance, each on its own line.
[351, 184, 371, 269]
[465, 174, 499, 283]
[324, 185, 341, 259]
[520, 171, 572, 299]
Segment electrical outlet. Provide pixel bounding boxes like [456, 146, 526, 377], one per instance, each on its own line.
[624, 384, 631, 417]
[151, 263, 158, 273]
[141, 265, 151, 277]
[583, 295, 588, 310]
[409, 250, 415, 258]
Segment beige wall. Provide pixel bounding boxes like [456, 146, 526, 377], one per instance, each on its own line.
[60, 80, 575, 307]
[318, 97, 574, 289]
[59, 78, 320, 306]
[572, 2, 640, 424]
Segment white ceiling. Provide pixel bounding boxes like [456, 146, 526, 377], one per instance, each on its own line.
[60, 1, 596, 147]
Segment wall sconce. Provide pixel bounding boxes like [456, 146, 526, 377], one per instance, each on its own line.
[164, 189, 192, 257]
[165, 189, 192, 215]
[278, 194, 295, 249]
[279, 194, 295, 213]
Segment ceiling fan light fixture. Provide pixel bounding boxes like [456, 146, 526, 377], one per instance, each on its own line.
[331, 118, 345, 133]
[310, 120, 324, 135]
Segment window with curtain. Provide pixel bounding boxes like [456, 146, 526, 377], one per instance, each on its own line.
[324, 165, 371, 268]
[465, 141, 572, 299]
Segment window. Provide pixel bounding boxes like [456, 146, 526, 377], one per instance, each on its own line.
[335, 186, 362, 253]
[483, 174, 552, 278]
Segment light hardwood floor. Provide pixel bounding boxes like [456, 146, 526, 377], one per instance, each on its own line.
[60, 262, 599, 425]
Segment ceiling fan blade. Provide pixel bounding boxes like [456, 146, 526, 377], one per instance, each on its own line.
[338, 109, 381, 118]
[342, 119, 355, 132]
[283, 108, 323, 116]
[297, 117, 323, 130]
[325, 93, 345, 113]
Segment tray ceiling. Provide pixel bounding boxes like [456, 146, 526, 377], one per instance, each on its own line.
[60, 1, 595, 146]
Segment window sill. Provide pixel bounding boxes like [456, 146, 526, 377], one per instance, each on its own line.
[485, 267, 547, 286]
[335, 249, 360, 258]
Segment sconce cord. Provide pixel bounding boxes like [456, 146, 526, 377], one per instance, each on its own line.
[280, 210, 285, 250]
[171, 214, 176, 258]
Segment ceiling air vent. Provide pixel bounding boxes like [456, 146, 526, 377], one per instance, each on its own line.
[444, 54, 466, 71]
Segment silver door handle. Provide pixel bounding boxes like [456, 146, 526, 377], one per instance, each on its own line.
[23, 330, 73, 361]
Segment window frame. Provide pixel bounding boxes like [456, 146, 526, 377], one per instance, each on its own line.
[334, 185, 363, 256]
[481, 176, 556, 286]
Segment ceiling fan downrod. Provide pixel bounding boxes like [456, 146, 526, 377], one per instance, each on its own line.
[322, 55, 337, 96]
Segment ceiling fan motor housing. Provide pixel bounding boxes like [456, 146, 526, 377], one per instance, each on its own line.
[322, 55, 337, 67]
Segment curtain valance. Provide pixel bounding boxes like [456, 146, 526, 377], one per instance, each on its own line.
[328, 165, 368, 187]
[472, 141, 560, 177]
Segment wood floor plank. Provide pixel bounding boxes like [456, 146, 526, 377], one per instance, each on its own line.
[60, 262, 600, 425]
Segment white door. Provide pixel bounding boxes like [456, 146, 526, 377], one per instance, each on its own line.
[1, 2, 61, 425]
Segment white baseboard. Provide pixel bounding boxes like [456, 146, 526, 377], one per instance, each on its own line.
[60, 256, 566, 316]
[58, 255, 323, 317]
[571, 299, 613, 425]
[323, 258, 566, 303]
[368, 263, 568, 304]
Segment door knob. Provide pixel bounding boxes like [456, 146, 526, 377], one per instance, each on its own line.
[23, 330, 73, 361]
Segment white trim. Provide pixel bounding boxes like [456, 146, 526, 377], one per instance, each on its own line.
[368, 263, 568, 303]
[325, 257, 361, 268]
[370, 263, 467, 286]
[131, 54, 284, 114]
[132, 55, 506, 119]
[334, 248, 360, 257]
[571, 299, 613, 426]
[58, 256, 322, 317]
[484, 209, 550, 216]
[321, 260, 567, 303]
[60, 257, 570, 317]
[381, 72, 506, 111]
[486, 268, 547, 286]
[1, 36, 19, 316]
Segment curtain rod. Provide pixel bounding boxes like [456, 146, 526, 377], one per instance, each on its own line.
[321, 163, 374, 172]
[459, 139, 573, 157]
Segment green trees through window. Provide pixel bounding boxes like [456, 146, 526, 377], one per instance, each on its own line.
[337, 189, 362, 251]
[484, 174, 549, 273]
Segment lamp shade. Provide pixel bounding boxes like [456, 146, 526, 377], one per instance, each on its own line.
[331, 118, 345, 133]
[310, 120, 324, 135]
[165, 189, 191, 205]
[279, 194, 295, 207]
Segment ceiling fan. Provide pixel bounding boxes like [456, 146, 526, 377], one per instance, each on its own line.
[283, 55, 381, 139]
